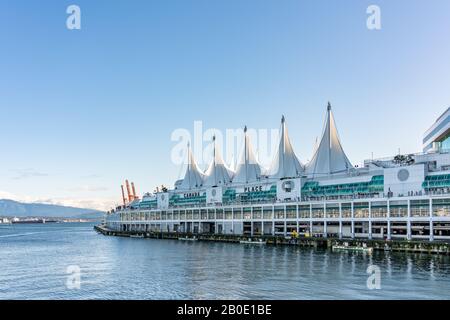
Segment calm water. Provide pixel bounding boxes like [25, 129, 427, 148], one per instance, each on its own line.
[1, 223, 450, 300]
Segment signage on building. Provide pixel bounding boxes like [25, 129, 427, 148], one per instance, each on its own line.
[183, 192, 200, 198]
[244, 185, 263, 193]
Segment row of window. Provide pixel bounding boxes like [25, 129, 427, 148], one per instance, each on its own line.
[119, 199, 450, 221]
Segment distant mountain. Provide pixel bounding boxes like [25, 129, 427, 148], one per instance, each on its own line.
[0, 199, 104, 219]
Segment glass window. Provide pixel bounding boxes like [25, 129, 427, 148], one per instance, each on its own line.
[371, 201, 388, 218]
[312, 204, 324, 218]
[390, 200, 408, 218]
[225, 209, 232, 220]
[354, 202, 369, 218]
[299, 205, 310, 219]
[263, 207, 273, 219]
[274, 206, 285, 219]
[326, 204, 339, 218]
[433, 199, 450, 217]
[411, 200, 430, 217]
[341, 203, 352, 218]
[286, 205, 297, 219]
[253, 207, 262, 219]
[234, 208, 243, 220]
[243, 207, 251, 220]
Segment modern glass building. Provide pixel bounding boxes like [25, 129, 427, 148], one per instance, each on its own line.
[423, 107, 450, 153]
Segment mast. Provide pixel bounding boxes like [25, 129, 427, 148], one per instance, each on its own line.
[327, 102, 332, 177]
[187, 141, 191, 189]
[244, 126, 248, 183]
[281, 115, 285, 177]
[213, 134, 217, 186]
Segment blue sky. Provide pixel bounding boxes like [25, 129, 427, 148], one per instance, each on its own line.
[0, 0, 450, 210]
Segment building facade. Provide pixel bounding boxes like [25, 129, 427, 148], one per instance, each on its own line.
[105, 104, 450, 242]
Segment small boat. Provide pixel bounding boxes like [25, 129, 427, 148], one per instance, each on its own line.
[178, 237, 198, 241]
[130, 234, 145, 238]
[332, 243, 373, 253]
[239, 238, 266, 245]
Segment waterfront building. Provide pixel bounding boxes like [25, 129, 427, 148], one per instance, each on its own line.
[105, 103, 450, 242]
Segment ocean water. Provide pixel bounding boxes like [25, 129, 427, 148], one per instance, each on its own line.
[1, 222, 450, 300]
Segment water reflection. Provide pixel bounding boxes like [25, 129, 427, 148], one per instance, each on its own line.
[1, 224, 450, 300]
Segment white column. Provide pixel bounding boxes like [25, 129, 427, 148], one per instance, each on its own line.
[387, 200, 391, 240]
[387, 220, 391, 240]
[323, 203, 327, 238]
[223, 208, 226, 235]
[339, 203, 343, 239]
[251, 206, 254, 236]
[430, 220, 434, 242]
[351, 220, 355, 239]
[407, 199, 412, 240]
[429, 199, 434, 242]
[272, 206, 275, 236]
[296, 205, 299, 234]
[231, 207, 234, 235]
[369, 202, 372, 239]
[351, 202, 355, 239]
[407, 220, 411, 241]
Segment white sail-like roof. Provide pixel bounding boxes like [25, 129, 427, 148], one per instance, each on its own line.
[268, 116, 304, 179]
[179, 143, 205, 190]
[232, 126, 262, 184]
[305, 103, 353, 177]
[204, 136, 234, 187]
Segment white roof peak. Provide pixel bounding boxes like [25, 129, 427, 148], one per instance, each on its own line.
[305, 102, 353, 177]
[268, 116, 304, 179]
[233, 126, 262, 184]
[204, 136, 233, 187]
[179, 142, 205, 190]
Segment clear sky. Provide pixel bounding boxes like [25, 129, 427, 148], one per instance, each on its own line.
[1, 0, 450, 210]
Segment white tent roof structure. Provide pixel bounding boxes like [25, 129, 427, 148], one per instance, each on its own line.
[305, 103, 353, 177]
[204, 136, 234, 187]
[232, 126, 262, 184]
[268, 116, 304, 179]
[179, 143, 205, 190]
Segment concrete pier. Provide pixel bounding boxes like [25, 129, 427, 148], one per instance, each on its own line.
[94, 225, 450, 255]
